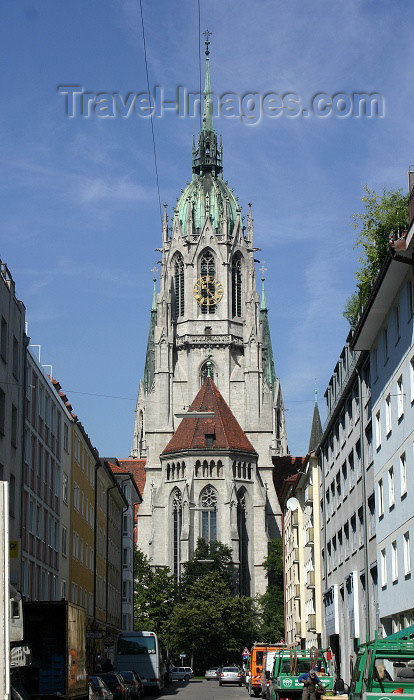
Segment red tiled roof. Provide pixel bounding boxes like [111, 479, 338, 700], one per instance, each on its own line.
[118, 458, 147, 497]
[162, 377, 256, 455]
[272, 455, 307, 502]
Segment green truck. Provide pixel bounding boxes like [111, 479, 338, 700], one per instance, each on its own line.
[349, 626, 414, 700]
[269, 649, 335, 700]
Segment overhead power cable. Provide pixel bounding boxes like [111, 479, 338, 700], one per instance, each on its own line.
[139, 0, 162, 224]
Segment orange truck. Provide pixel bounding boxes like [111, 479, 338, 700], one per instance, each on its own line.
[247, 643, 286, 698]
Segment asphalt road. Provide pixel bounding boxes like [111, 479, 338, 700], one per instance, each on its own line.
[159, 679, 248, 700]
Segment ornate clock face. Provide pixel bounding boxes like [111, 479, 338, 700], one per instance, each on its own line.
[193, 275, 224, 306]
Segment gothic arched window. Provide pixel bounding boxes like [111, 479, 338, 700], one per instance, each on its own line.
[200, 359, 216, 385]
[237, 488, 250, 595]
[174, 255, 185, 319]
[171, 488, 183, 578]
[138, 410, 144, 457]
[200, 250, 216, 315]
[200, 485, 217, 542]
[232, 255, 242, 317]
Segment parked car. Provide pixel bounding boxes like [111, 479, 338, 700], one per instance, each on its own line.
[170, 667, 193, 681]
[98, 672, 129, 700]
[205, 668, 219, 681]
[219, 666, 245, 686]
[117, 671, 143, 700]
[89, 676, 114, 700]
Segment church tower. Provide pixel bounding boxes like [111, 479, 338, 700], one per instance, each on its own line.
[131, 37, 288, 596]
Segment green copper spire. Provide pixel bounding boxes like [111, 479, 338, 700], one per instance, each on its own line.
[192, 31, 222, 177]
[202, 29, 213, 133]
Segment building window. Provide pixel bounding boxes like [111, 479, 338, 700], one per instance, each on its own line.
[392, 540, 398, 582]
[375, 410, 381, 450]
[351, 514, 357, 552]
[237, 488, 250, 596]
[378, 479, 384, 517]
[388, 467, 395, 509]
[12, 337, 19, 379]
[174, 255, 185, 319]
[0, 389, 6, 435]
[383, 327, 389, 362]
[381, 548, 387, 588]
[200, 485, 217, 542]
[400, 452, 407, 497]
[63, 423, 69, 452]
[404, 532, 411, 576]
[73, 483, 80, 511]
[1, 317, 7, 362]
[397, 375, 404, 420]
[172, 488, 182, 578]
[11, 404, 18, 447]
[408, 280, 414, 318]
[231, 255, 242, 317]
[368, 493, 375, 538]
[395, 304, 400, 341]
[385, 394, 392, 436]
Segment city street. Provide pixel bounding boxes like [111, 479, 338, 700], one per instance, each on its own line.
[160, 680, 248, 700]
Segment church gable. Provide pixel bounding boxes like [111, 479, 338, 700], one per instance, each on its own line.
[162, 377, 257, 455]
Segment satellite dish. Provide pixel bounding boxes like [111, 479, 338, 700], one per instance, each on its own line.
[286, 497, 299, 512]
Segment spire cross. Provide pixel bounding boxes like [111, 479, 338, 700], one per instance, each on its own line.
[203, 29, 212, 55]
[151, 265, 158, 280]
[260, 262, 267, 280]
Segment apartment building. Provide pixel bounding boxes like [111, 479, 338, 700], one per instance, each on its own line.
[21, 349, 73, 601]
[318, 341, 377, 681]
[106, 459, 142, 632]
[0, 260, 26, 587]
[351, 225, 414, 635]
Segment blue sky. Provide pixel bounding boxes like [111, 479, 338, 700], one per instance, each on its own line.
[2, 0, 414, 458]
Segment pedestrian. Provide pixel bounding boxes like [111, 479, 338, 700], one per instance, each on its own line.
[298, 668, 324, 700]
[102, 658, 114, 672]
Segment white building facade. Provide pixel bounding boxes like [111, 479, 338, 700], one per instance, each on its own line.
[351, 227, 414, 635]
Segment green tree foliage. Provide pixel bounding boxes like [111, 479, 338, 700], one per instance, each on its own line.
[168, 571, 258, 671]
[344, 186, 409, 327]
[179, 538, 234, 597]
[133, 548, 177, 643]
[256, 538, 285, 642]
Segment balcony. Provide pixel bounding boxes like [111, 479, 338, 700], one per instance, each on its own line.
[294, 584, 301, 599]
[305, 527, 314, 546]
[307, 614, 316, 631]
[306, 570, 315, 588]
[293, 547, 299, 562]
[291, 510, 299, 527]
[305, 485, 313, 504]
[295, 620, 302, 636]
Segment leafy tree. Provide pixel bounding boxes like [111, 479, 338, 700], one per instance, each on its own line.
[168, 571, 258, 671]
[179, 538, 235, 597]
[256, 538, 285, 642]
[133, 547, 177, 644]
[344, 186, 409, 327]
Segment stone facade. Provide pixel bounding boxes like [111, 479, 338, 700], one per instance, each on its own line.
[131, 45, 287, 596]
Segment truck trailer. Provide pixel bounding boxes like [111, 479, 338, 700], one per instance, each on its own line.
[21, 601, 88, 700]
